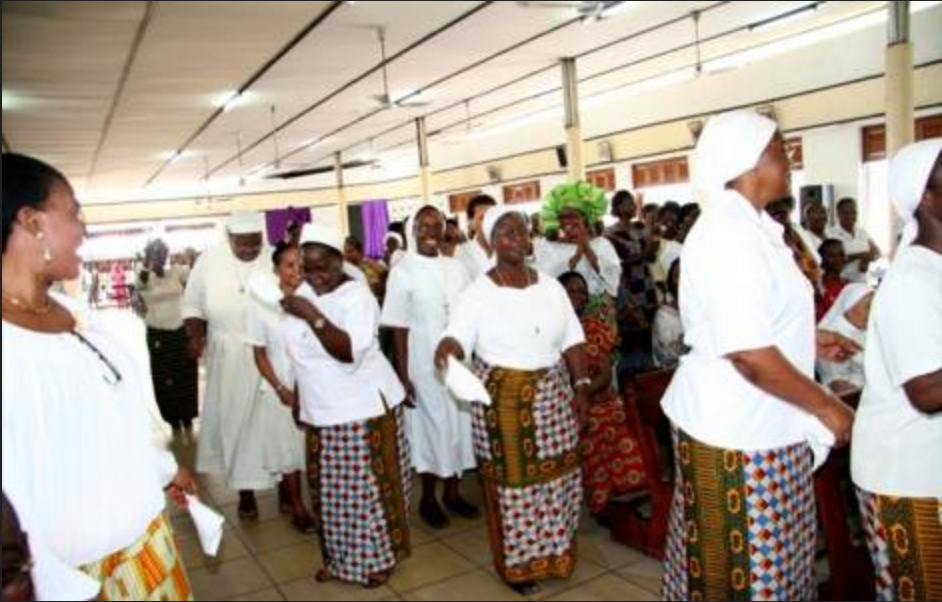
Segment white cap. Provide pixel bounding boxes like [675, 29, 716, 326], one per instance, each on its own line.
[482, 205, 528, 245]
[225, 211, 265, 235]
[693, 110, 778, 195]
[890, 139, 942, 250]
[299, 223, 344, 254]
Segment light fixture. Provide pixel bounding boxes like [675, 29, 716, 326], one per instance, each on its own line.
[1, 90, 14, 111]
[747, 2, 824, 34]
[215, 90, 248, 113]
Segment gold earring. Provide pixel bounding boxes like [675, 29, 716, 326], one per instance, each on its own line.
[36, 232, 52, 263]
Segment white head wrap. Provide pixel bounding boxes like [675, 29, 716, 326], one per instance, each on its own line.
[890, 139, 941, 250]
[299, 223, 343, 254]
[481, 205, 529, 246]
[384, 232, 404, 248]
[226, 211, 265, 235]
[404, 204, 444, 256]
[692, 110, 779, 198]
[819, 283, 873, 333]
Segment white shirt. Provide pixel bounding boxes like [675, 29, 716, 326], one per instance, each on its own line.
[534, 237, 621, 298]
[286, 280, 405, 427]
[652, 304, 686, 369]
[246, 300, 296, 395]
[136, 266, 187, 331]
[663, 191, 821, 451]
[828, 225, 875, 283]
[2, 295, 177, 571]
[456, 239, 494, 282]
[852, 246, 942, 498]
[656, 239, 684, 283]
[443, 272, 585, 371]
[796, 226, 825, 263]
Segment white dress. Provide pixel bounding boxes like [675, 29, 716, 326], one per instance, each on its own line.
[229, 297, 307, 489]
[534, 237, 621, 298]
[182, 243, 271, 489]
[2, 294, 176, 599]
[381, 253, 475, 478]
[456, 239, 493, 282]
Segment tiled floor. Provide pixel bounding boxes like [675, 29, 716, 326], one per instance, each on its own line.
[168, 435, 664, 601]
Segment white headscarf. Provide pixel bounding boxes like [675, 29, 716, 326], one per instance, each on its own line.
[819, 283, 873, 334]
[299, 223, 343, 254]
[225, 211, 265, 235]
[692, 110, 779, 199]
[384, 231, 404, 248]
[890, 138, 941, 250]
[403, 204, 444, 256]
[481, 205, 529, 246]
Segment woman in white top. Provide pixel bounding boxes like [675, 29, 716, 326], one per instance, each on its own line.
[1, 153, 195, 601]
[381, 205, 478, 530]
[651, 258, 688, 369]
[280, 224, 411, 588]
[435, 207, 590, 595]
[660, 112, 856, 602]
[816, 283, 873, 395]
[828, 197, 881, 283]
[852, 139, 942, 601]
[136, 238, 199, 434]
[456, 194, 497, 281]
[236, 242, 314, 533]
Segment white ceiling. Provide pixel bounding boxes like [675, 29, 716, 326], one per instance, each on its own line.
[1, 0, 919, 203]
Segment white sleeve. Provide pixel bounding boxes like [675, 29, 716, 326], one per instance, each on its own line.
[876, 273, 942, 388]
[244, 304, 267, 348]
[379, 266, 412, 329]
[442, 283, 482, 359]
[534, 239, 569, 278]
[181, 253, 210, 320]
[334, 284, 381, 368]
[589, 237, 622, 298]
[696, 231, 775, 357]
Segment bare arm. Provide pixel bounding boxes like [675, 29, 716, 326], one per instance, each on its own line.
[904, 369, 942, 414]
[390, 327, 416, 407]
[253, 346, 294, 407]
[184, 318, 206, 360]
[281, 295, 353, 363]
[728, 346, 854, 445]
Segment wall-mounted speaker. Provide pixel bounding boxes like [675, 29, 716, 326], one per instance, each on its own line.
[555, 145, 568, 168]
[597, 140, 613, 163]
[486, 165, 502, 183]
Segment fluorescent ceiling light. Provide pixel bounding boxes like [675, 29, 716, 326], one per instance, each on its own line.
[215, 90, 252, 113]
[748, 2, 823, 34]
[582, 67, 698, 109]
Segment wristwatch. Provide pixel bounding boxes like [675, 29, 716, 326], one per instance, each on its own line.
[312, 317, 326, 331]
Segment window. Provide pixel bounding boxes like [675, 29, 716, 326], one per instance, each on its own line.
[586, 167, 616, 192]
[861, 114, 942, 162]
[503, 180, 541, 205]
[447, 190, 482, 215]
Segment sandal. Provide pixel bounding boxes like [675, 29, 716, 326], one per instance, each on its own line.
[291, 514, 317, 535]
[315, 568, 334, 583]
[443, 497, 482, 520]
[508, 580, 540, 596]
[364, 571, 390, 589]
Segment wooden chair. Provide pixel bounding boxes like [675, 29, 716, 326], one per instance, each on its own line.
[814, 390, 875, 601]
[608, 368, 676, 559]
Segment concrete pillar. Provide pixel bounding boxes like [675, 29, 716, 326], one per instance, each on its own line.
[334, 151, 349, 236]
[416, 116, 432, 203]
[561, 58, 585, 181]
[885, 1, 914, 255]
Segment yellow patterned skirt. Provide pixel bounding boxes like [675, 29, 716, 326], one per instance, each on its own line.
[81, 514, 192, 601]
[858, 490, 942, 601]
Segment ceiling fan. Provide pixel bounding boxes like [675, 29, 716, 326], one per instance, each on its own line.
[370, 27, 431, 110]
[515, 1, 629, 22]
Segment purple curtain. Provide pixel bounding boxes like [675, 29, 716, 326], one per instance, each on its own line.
[360, 200, 389, 260]
[265, 207, 312, 245]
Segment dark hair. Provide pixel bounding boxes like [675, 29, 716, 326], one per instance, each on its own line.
[818, 238, 844, 256]
[837, 197, 857, 211]
[667, 258, 681, 298]
[680, 202, 701, 220]
[345, 235, 363, 252]
[271, 241, 297, 266]
[558, 270, 587, 290]
[446, 217, 459, 228]
[611, 190, 635, 215]
[2, 153, 67, 253]
[466, 194, 497, 220]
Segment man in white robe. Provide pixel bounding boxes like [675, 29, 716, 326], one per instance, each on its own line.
[182, 211, 271, 519]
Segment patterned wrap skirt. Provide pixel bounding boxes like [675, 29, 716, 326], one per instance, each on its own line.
[306, 406, 412, 585]
[662, 427, 817, 601]
[473, 359, 583, 584]
[858, 489, 942, 601]
[80, 514, 192, 601]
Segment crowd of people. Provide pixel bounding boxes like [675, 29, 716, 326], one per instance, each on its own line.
[2, 111, 939, 601]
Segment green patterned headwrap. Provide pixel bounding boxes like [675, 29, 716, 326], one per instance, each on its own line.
[541, 181, 608, 235]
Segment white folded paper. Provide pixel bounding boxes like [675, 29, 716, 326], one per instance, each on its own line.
[806, 416, 836, 471]
[186, 495, 225, 557]
[444, 356, 492, 406]
[247, 272, 285, 310]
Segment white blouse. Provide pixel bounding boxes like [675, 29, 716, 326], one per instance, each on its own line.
[828, 225, 875, 283]
[442, 272, 585, 371]
[2, 296, 177, 572]
[662, 191, 823, 451]
[245, 299, 296, 395]
[285, 280, 405, 427]
[534, 237, 621, 298]
[136, 266, 187, 331]
[852, 246, 942, 498]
